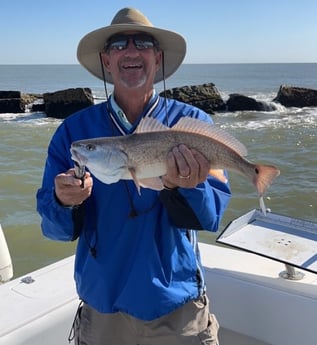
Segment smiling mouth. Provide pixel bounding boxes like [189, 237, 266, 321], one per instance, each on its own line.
[122, 61, 143, 70]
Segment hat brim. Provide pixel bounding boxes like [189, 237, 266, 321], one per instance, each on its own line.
[77, 24, 186, 84]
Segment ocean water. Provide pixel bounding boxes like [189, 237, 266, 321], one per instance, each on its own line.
[0, 63, 316, 278]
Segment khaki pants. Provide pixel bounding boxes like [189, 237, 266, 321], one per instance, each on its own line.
[72, 295, 219, 345]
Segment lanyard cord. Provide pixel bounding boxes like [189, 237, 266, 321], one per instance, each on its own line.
[98, 50, 167, 218]
[105, 100, 160, 218]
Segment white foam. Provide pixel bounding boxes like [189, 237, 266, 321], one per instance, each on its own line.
[0, 112, 60, 126]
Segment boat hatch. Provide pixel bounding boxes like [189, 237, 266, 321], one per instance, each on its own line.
[217, 209, 317, 279]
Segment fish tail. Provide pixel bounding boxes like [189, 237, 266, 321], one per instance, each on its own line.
[253, 164, 280, 196]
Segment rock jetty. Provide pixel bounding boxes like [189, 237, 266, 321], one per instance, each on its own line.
[1, 84, 316, 118]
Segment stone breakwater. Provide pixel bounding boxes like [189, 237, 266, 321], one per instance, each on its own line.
[0, 88, 94, 119]
[1, 84, 317, 118]
[160, 84, 317, 113]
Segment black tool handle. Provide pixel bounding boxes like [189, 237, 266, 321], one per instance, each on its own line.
[73, 161, 86, 188]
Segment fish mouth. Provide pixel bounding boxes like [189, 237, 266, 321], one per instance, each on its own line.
[70, 147, 88, 166]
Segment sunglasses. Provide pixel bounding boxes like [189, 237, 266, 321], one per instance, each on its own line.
[105, 34, 159, 52]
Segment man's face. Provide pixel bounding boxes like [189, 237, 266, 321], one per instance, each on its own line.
[102, 32, 162, 90]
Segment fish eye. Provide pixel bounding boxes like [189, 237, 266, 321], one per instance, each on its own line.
[86, 143, 96, 151]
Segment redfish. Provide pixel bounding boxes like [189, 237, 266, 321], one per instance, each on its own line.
[70, 117, 280, 195]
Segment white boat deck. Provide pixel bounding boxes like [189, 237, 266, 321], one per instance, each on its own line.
[200, 243, 317, 345]
[0, 243, 317, 345]
[0, 256, 77, 344]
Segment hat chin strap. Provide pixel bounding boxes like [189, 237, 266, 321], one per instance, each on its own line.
[161, 51, 169, 126]
[98, 51, 169, 127]
[99, 52, 110, 101]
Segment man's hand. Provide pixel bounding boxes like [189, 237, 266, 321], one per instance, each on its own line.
[161, 145, 204, 188]
[55, 169, 93, 206]
[161, 144, 227, 189]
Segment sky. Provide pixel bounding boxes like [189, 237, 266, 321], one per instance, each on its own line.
[0, 0, 316, 64]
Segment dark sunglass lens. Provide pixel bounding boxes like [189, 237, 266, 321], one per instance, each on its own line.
[105, 34, 158, 51]
[105, 35, 128, 51]
[134, 39, 154, 50]
[108, 40, 128, 50]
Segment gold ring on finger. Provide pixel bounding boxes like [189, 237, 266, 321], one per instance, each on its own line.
[178, 174, 190, 179]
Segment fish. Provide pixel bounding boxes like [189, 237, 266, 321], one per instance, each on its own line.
[70, 117, 280, 195]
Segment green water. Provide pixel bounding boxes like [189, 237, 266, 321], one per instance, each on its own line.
[0, 110, 316, 278]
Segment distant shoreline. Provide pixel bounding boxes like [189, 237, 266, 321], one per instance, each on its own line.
[0, 62, 317, 66]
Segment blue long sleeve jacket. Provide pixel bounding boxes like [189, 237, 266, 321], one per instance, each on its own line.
[36, 95, 231, 321]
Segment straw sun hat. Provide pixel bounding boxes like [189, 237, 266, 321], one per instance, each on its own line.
[77, 7, 186, 84]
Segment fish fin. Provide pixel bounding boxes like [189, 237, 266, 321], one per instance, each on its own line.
[135, 117, 169, 133]
[253, 164, 280, 196]
[139, 177, 165, 191]
[209, 169, 228, 183]
[128, 167, 141, 195]
[172, 117, 248, 156]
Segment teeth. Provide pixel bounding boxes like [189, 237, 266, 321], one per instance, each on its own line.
[123, 63, 141, 68]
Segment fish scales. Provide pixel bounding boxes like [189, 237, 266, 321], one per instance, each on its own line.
[71, 117, 280, 195]
[115, 130, 249, 175]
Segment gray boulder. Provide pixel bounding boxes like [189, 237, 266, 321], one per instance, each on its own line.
[43, 88, 94, 118]
[160, 83, 226, 114]
[226, 93, 266, 112]
[0, 91, 25, 113]
[273, 85, 317, 107]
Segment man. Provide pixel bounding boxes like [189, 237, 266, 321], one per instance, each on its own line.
[36, 7, 231, 345]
